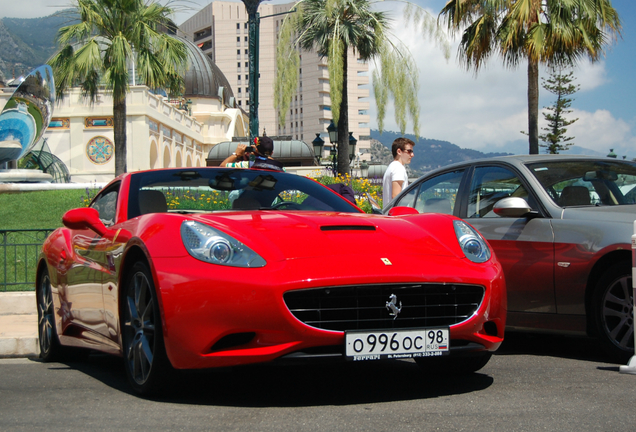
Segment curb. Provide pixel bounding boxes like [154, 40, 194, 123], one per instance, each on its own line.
[0, 292, 39, 358]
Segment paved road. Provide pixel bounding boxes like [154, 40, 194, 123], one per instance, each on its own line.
[1, 333, 635, 432]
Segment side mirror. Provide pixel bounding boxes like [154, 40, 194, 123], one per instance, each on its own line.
[63, 208, 105, 233]
[493, 197, 537, 218]
[387, 206, 419, 216]
[62, 207, 130, 241]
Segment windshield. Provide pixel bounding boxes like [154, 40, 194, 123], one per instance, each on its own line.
[525, 159, 636, 207]
[126, 168, 360, 218]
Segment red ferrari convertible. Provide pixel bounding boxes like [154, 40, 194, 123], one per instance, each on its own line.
[37, 167, 506, 395]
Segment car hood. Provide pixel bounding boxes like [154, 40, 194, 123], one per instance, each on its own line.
[561, 205, 636, 224]
[191, 211, 465, 263]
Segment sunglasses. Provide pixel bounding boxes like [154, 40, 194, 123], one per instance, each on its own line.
[404, 149, 414, 154]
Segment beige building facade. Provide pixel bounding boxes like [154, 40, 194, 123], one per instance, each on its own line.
[0, 36, 249, 183]
[180, 1, 371, 161]
[30, 86, 247, 183]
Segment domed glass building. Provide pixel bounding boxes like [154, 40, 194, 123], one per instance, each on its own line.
[0, 34, 249, 183]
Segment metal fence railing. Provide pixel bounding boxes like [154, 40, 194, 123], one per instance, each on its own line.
[1, 229, 55, 292]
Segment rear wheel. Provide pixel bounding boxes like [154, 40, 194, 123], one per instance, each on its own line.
[37, 268, 62, 362]
[121, 261, 171, 396]
[592, 261, 634, 363]
[415, 352, 492, 375]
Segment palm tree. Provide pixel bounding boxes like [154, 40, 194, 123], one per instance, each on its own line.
[276, 0, 448, 175]
[49, 0, 188, 175]
[439, 0, 621, 155]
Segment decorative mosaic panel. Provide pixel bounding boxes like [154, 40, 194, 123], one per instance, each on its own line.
[86, 136, 114, 164]
[49, 118, 70, 129]
[85, 117, 113, 128]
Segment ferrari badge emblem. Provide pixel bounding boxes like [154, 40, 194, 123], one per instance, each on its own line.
[381, 258, 392, 265]
[386, 294, 402, 319]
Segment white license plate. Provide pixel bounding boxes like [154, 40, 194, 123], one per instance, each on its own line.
[345, 328, 449, 361]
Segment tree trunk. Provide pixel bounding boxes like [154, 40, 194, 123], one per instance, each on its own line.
[337, 49, 350, 176]
[527, 59, 539, 155]
[113, 96, 127, 175]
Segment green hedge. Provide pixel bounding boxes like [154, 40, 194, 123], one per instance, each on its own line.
[0, 189, 94, 230]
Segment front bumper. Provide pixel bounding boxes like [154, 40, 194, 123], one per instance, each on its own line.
[153, 255, 506, 370]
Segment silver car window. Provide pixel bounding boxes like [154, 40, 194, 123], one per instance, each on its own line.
[396, 170, 463, 214]
[468, 166, 532, 218]
[526, 160, 636, 207]
[90, 187, 119, 226]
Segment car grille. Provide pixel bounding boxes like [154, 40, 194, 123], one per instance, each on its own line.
[283, 283, 485, 331]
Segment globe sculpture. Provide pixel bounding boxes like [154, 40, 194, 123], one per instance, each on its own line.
[0, 65, 55, 164]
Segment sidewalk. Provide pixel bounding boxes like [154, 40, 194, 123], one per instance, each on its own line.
[0, 292, 39, 358]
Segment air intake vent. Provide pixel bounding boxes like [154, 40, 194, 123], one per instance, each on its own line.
[284, 283, 484, 331]
[320, 225, 376, 231]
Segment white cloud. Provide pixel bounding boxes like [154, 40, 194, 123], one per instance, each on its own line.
[368, 5, 636, 157]
[370, 12, 530, 151]
[567, 110, 636, 157]
[570, 61, 608, 93]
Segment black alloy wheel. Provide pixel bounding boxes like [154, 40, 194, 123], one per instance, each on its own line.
[37, 268, 61, 361]
[121, 261, 171, 396]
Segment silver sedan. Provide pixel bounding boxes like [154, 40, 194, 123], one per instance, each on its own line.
[384, 154, 636, 362]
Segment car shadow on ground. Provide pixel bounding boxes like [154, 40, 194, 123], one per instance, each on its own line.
[43, 354, 494, 406]
[496, 331, 620, 366]
[33, 332, 625, 406]
[163, 360, 494, 407]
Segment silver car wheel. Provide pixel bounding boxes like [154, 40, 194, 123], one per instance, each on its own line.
[601, 271, 634, 352]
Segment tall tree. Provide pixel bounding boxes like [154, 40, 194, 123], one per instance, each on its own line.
[276, 0, 449, 175]
[539, 68, 580, 154]
[439, 0, 621, 155]
[49, 0, 188, 176]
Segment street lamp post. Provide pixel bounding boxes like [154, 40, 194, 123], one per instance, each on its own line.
[348, 132, 357, 162]
[327, 120, 338, 176]
[243, 0, 262, 143]
[348, 132, 357, 176]
[242, 1, 297, 144]
[312, 133, 324, 164]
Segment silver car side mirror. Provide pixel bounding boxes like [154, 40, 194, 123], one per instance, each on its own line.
[493, 197, 535, 218]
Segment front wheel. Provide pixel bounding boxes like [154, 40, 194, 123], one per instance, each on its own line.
[121, 261, 171, 396]
[415, 352, 492, 375]
[592, 262, 634, 363]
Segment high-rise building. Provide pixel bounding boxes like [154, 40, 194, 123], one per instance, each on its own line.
[180, 1, 371, 162]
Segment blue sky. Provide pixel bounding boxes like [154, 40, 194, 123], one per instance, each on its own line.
[4, 0, 635, 157]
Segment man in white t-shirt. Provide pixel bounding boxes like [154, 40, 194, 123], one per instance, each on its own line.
[382, 137, 415, 209]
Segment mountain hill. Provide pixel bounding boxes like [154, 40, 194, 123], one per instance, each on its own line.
[369, 130, 512, 176]
[0, 13, 73, 82]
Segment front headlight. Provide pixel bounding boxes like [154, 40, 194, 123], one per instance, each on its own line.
[453, 220, 491, 263]
[181, 220, 266, 267]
